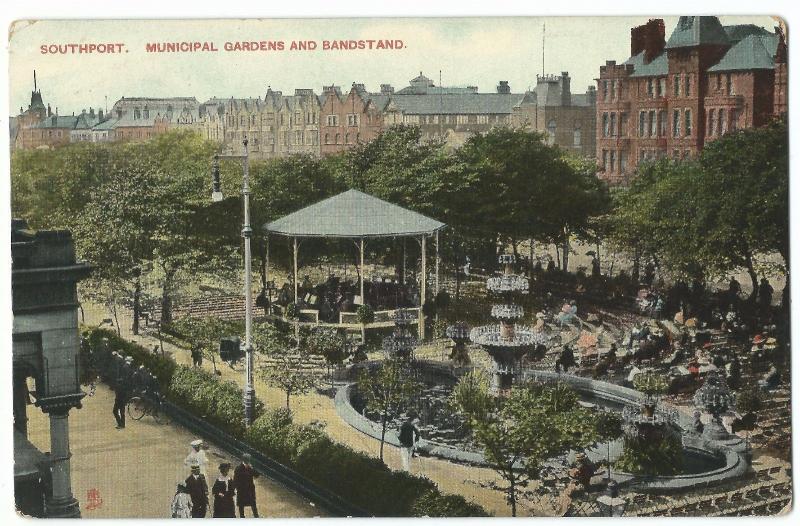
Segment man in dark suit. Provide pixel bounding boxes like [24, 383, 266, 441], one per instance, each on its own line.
[184, 464, 209, 518]
[233, 454, 260, 517]
[212, 463, 236, 518]
[112, 357, 133, 429]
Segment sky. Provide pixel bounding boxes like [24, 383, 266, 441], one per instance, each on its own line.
[9, 16, 778, 116]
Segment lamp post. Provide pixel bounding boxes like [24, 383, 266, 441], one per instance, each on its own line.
[211, 138, 255, 426]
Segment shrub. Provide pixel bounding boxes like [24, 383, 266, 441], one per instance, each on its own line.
[356, 304, 375, 325]
[168, 366, 262, 438]
[80, 326, 177, 388]
[411, 490, 490, 517]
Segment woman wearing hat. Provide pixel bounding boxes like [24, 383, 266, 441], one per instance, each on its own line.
[184, 440, 209, 478]
[212, 463, 236, 518]
[170, 480, 192, 518]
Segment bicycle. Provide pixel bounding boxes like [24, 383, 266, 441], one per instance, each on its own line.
[127, 391, 172, 425]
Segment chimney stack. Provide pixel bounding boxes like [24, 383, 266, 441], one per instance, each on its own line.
[496, 80, 511, 94]
[631, 19, 666, 64]
[560, 72, 571, 106]
[380, 84, 394, 95]
[47, 103, 52, 117]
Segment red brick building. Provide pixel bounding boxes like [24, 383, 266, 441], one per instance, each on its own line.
[596, 16, 787, 185]
[319, 83, 385, 155]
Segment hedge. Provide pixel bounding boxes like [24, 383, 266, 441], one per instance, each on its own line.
[80, 326, 489, 517]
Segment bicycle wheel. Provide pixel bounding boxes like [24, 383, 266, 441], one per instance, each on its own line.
[127, 396, 147, 421]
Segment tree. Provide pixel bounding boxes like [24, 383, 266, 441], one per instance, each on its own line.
[305, 327, 349, 387]
[450, 374, 601, 516]
[356, 358, 421, 462]
[610, 118, 788, 295]
[259, 345, 319, 411]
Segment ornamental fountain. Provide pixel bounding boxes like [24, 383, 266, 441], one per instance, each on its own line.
[693, 370, 737, 442]
[469, 254, 547, 393]
[382, 308, 418, 360]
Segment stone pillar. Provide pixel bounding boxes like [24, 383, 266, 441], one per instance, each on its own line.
[13, 369, 29, 436]
[44, 408, 80, 518]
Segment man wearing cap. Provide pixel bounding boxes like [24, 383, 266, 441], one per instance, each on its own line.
[233, 453, 260, 517]
[184, 464, 209, 518]
[398, 417, 421, 472]
[112, 356, 134, 429]
[185, 440, 209, 478]
[212, 463, 236, 517]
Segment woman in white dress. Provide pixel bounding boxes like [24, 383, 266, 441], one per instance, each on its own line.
[170, 482, 193, 518]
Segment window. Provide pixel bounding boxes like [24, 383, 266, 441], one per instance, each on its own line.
[674, 75, 680, 97]
[602, 113, 609, 137]
[659, 78, 666, 97]
[684, 76, 691, 97]
[647, 79, 654, 98]
[610, 81, 616, 101]
[708, 109, 716, 137]
[610, 113, 617, 137]
[335, 133, 340, 144]
[573, 123, 582, 146]
[602, 150, 608, 171]
[609, 150, 616, 173]
[620, 113, 628, 136]
[673, 109, 681, 137]
[347, 113, 359, 126]
[684, 109, 692, 136]
[649, 110, 656, 137]
[345, 133, 350, 144]
[730, 109, 738, 131]
[726, 74, 733, 95]
[134, 108, 141, 119]
[658, 110, 667, 136]
[457, 115, 468, 124]
[602, 80, 609, 102]
[620, 153, 627, 173]
[477, 115, 489, 124]
[639, 111, 646, 137]
[716, 74, 722, 90]
[718, 108, 726, 135]
[546, 119, 557, 143]
[326, 115, 338, 126]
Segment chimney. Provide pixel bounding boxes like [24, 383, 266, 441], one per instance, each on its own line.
[51, 115, 57, 125]
[586, 86, 597, 106]
[496, 80, 510, 94]
[89, 107, 95, 118]
[631, 19, 665, 64]
[560, 72, 571, 106]
[99, 108, 104, 120]
[47, 103, 52, 117]
[380, 84, 394, 95]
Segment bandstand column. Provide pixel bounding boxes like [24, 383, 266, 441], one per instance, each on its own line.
[419, 235, 427, 339]
[435, 230, 440, 295]
[292, 237, 299, 304]
[359, 238, 365, 303]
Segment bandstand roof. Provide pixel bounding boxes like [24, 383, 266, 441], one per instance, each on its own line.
[264, 189, 445, 238]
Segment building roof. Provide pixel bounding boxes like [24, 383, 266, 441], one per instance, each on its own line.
[708, 34, 779, 72]
[629, 51, 669, 77]
[373, 93, 526, 115]
[265, 189, 445, 238]
[723, 24, 773, 44]
[665, 16, 729, 49]
[91, 117, 119, 131]
[32, 115, 80, 129]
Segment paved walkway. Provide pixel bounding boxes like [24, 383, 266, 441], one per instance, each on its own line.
[25, 384, 326, 518]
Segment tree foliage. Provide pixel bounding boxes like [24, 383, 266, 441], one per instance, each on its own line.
[450, 374, 601, 516]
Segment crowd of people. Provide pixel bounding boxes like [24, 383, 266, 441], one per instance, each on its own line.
[269, 273, 419, 322]
[171, 440, 260, 518]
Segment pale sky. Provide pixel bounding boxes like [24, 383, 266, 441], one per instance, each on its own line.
[9, 16, 777, 115]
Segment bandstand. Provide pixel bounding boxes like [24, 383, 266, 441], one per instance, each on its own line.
[263, 189, 445, 339]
